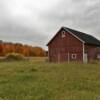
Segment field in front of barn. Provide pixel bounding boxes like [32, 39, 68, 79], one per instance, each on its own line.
[0, 58, 100, 100]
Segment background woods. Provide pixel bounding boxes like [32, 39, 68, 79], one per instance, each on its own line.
[0, 40, 46, 57]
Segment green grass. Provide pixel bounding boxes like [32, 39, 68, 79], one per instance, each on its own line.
[0, 58, 100, 100]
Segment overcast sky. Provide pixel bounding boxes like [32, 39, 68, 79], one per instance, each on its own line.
[0, 0, 100, 49]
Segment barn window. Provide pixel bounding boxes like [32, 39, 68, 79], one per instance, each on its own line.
[71, 54, 77, 59]
[61, 31, 66, 38]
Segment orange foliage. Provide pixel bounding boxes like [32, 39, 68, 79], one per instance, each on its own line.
[0, 41, 46, 57]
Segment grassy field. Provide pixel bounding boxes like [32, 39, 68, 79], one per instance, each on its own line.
[0, 58, 100, 100]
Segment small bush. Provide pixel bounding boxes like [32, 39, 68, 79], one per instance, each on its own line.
[5, 53, 25, 61]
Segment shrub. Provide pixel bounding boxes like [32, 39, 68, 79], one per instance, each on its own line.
[5, 53, 25, 61]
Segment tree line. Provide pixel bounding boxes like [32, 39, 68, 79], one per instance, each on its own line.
[0, 40, 46, 57]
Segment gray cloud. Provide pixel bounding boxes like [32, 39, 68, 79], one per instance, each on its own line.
[0, 0, 100, 49]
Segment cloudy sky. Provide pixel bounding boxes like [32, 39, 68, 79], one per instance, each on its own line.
[0, 0, 100, 49]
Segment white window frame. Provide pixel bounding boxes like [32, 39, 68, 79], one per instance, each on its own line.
[71, 54, 77, 59]
[61, 31, 66, 38]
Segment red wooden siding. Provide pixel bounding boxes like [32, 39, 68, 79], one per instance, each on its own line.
[48, 29, 83, 62]
[85, 44, 100, 61]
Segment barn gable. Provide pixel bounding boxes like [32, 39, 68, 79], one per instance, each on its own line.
[47, 27, 84, 46]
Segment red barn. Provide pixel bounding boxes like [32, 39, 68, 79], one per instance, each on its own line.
[47, 27, 100, 63]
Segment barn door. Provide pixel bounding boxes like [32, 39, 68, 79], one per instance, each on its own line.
[84, 53, 88, 63]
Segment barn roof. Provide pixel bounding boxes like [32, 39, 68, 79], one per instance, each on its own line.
[47, 27, 100, 46]
[63, 27, 100, 46]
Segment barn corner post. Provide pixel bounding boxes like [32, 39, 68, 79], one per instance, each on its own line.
[83, 42, 85, 63]
[83, 42, 87, 63]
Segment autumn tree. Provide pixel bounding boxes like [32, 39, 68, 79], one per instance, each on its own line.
[0, 41, 46, 57]
[0, 43, 3, 56]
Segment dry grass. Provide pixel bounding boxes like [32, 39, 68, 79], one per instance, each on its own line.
[0, 58, 100, 100]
